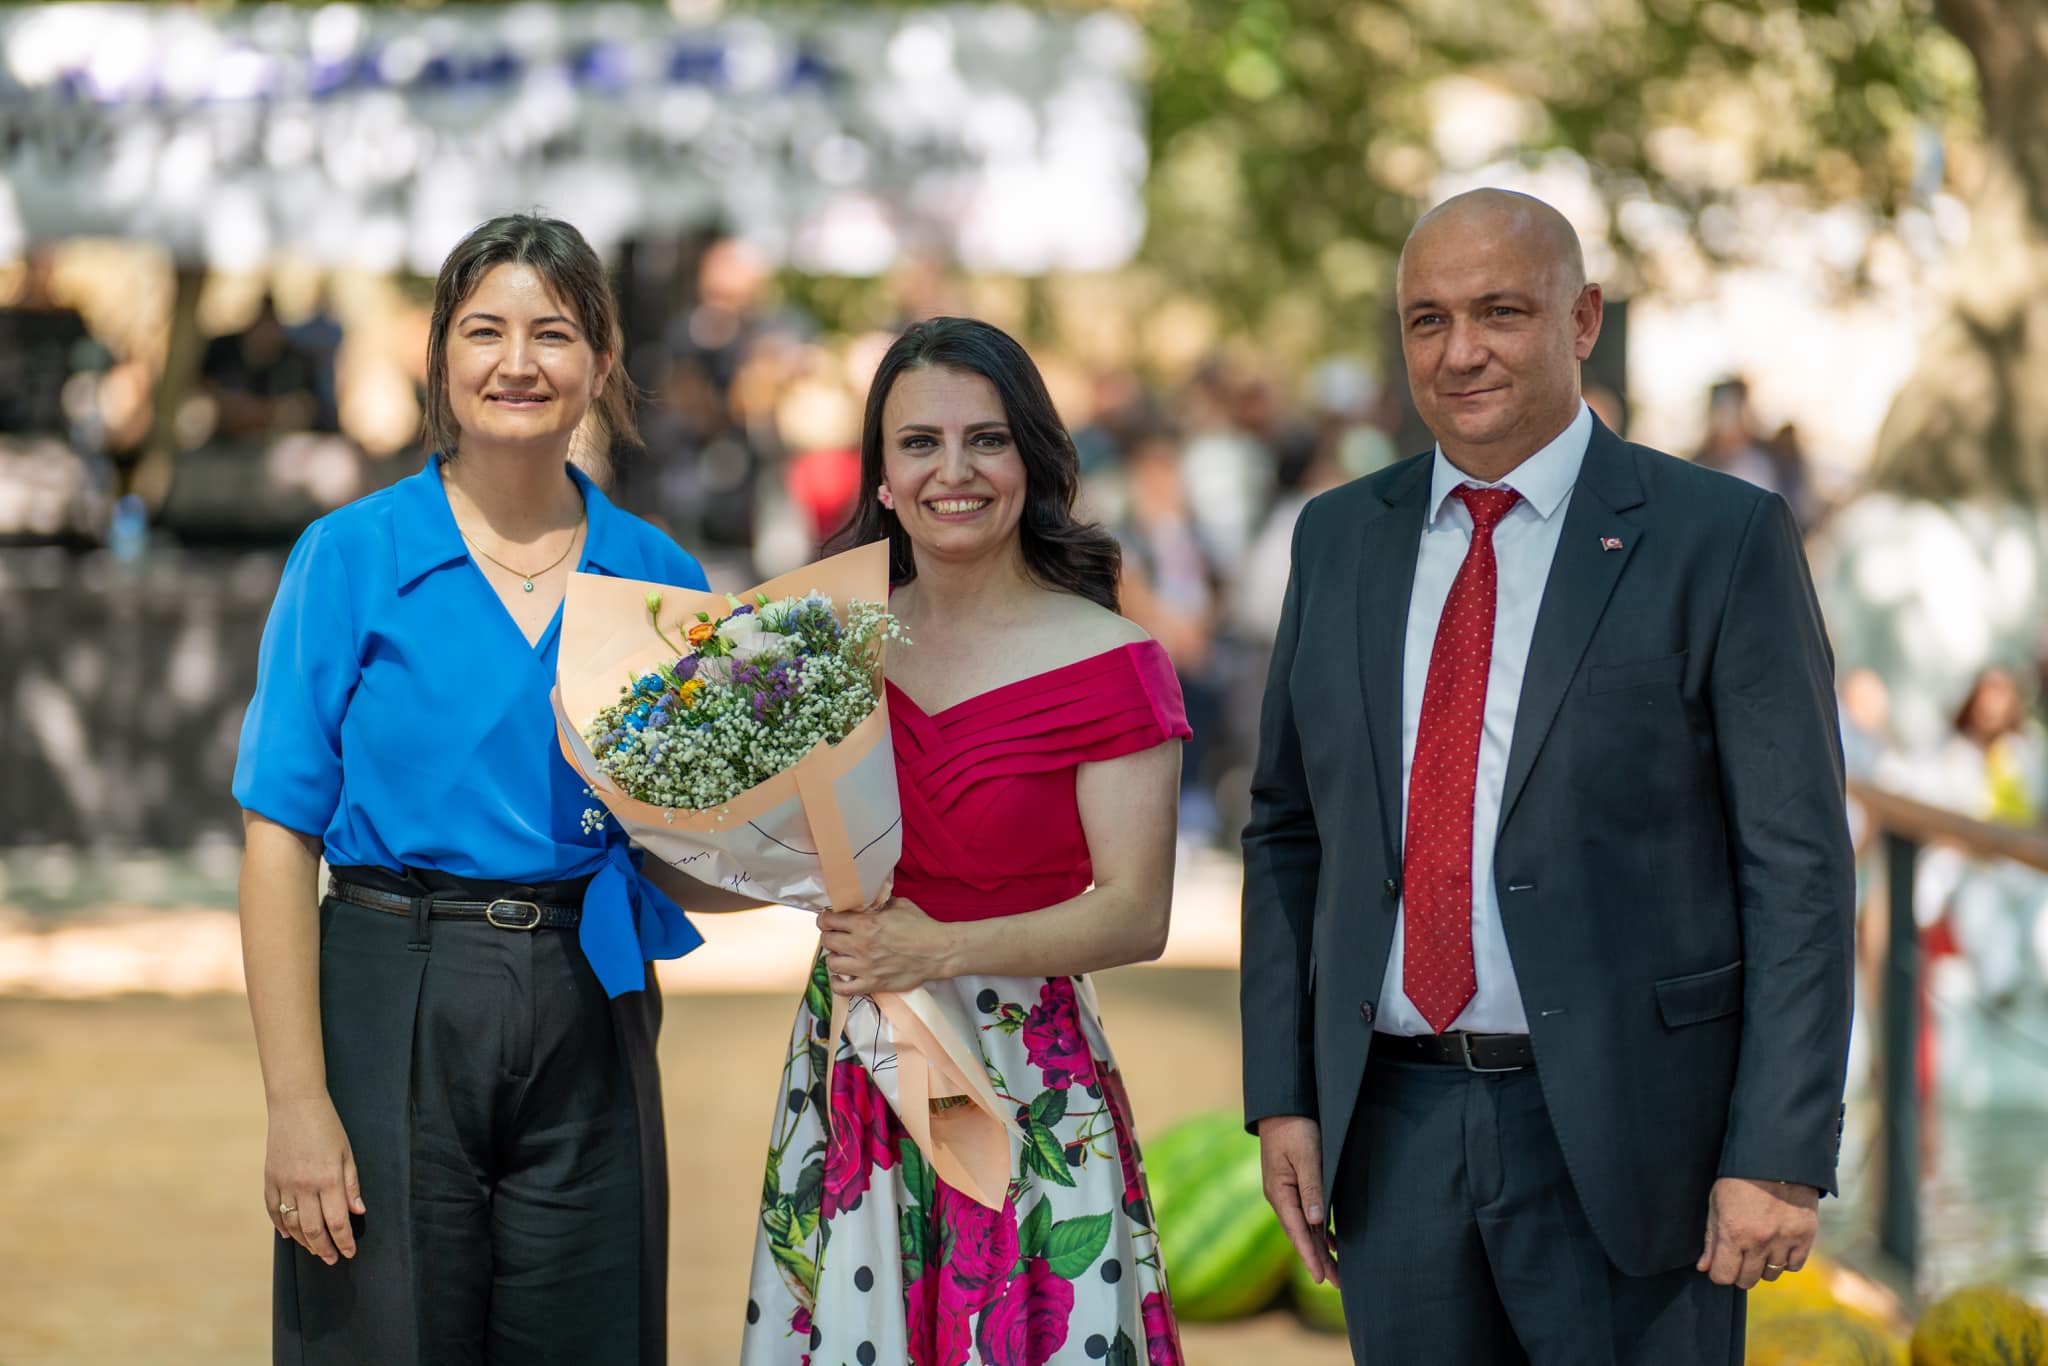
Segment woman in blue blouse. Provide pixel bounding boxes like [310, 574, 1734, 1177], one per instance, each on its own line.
[234, 214, 713, 1364]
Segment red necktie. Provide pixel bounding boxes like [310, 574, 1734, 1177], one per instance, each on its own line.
[1402, 484, 1521, 1034]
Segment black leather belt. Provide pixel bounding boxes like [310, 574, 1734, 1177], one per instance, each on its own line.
[1374, 1030, 1535, 1072]
[327, 876, 583, 931]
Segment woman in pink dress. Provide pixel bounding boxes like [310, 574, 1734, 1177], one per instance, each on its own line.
[740, 318, 1190, 1366]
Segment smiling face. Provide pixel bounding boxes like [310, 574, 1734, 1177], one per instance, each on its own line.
[1397, 191, 1602, 476]
[443, 262, 611, 458]
[879, 364, 1029, 569]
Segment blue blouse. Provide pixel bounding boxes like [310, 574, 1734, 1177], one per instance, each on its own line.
[232, 456, 706, 996]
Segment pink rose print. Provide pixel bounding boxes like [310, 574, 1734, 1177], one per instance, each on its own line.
[976, 1258, 1074, 1366]
[906, 1273, 972, 1366]
[790, 1305, 812, 1338]
[1021, 978, 1099, 1090]
[1096, 1066, 1146, 1213]
[937, 1184, 1018, 1313]
[822, 1058, 896, 1219]
[1143, 1290, 1184, 1366]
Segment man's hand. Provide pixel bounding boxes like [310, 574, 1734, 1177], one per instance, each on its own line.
[1697, 1177, 1819, 1289]
[1257, 1115, 1339, 1288]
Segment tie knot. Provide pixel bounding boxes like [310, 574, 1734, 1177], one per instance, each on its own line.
[1455, 485, 1521, 532]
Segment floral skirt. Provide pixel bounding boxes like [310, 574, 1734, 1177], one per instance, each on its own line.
[740, 951, 1185, 1366]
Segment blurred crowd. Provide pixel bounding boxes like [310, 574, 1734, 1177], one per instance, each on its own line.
[0, 233, 1889, 846]
[1840, 655, 2048, 1109]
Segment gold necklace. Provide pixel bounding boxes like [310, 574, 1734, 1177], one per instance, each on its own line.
[458, 520, 584, 593]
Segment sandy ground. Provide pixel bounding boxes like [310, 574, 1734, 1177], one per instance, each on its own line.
[0, 847, 1353, 1366]
[0, 977, 1350, 1366]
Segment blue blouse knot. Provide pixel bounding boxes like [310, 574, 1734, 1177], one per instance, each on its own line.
[581, 840, 705, 998]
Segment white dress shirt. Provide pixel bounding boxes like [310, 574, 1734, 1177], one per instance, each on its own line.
[1377, 403, 1593, 1036]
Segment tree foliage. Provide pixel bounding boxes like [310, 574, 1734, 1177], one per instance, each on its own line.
[1138, 0, 1978, 341]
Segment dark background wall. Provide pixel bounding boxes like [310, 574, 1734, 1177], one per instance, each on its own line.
[2, 549, 282, 850]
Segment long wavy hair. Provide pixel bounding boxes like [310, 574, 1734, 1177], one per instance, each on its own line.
[831, 317, 1121, 612]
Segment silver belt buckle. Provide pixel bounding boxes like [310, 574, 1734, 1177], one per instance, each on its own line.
[485, 898, 543, 931]
[1460, 1033, 1523, 1074]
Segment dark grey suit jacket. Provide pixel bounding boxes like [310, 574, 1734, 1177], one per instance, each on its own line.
[1239, 419, 1855, 1276]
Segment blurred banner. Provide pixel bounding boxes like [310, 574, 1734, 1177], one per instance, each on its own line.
[0, 3, 1146, 273]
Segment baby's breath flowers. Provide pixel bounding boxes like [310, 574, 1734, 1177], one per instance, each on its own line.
[580, 592, 904, 827]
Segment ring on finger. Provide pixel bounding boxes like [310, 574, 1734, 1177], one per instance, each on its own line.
[279, 1201, 298, 1217]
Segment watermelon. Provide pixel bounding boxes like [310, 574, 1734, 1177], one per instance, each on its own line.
[1748, 1310, 1906, 1366]
[1147, 1110, 1294, 1321]
[1142, 1110, 1243, 1216]
[1911, 1285, 2048, 1366]
[1289, 1248, 1347, 1334]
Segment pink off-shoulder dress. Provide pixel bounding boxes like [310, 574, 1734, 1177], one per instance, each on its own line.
[742, 642, 1193, 1366]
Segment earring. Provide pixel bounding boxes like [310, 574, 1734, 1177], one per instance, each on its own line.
[877, 484, 895, 510]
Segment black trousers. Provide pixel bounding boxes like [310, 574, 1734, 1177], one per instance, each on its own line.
[273, 883, 666, 1366]
[1332, 1058, 1742, 1366]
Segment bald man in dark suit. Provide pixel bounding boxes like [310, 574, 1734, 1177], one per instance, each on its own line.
[1239, 190, 1854, 1364]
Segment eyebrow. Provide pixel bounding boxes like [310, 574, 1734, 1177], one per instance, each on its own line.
[1402, 291, 1537, 316]
[456, 312, 580, 329]
[894, 420, 1010, 435]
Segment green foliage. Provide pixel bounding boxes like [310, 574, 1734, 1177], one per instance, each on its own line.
[1140, 0, 1978, 339]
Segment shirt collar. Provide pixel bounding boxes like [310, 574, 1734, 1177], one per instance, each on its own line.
[390, 454, 639, 589]
[1427, 401, 1592, 527]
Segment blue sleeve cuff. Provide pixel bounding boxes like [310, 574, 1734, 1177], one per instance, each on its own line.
[578, 840, 705, 997]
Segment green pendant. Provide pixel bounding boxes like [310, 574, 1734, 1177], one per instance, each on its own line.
[522, 580, 535, 592]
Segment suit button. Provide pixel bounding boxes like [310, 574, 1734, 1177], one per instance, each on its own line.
[1359, 1001, 1376, 1025]
[1382, 877, 1400, 900]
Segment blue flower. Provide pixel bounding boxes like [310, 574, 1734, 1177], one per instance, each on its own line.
[635, 673, 665, 697]
[650, 707, 670, 727]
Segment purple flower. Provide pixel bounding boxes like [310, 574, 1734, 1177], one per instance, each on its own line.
[673, 655, 699, 683]
[730, 604, 754, 617]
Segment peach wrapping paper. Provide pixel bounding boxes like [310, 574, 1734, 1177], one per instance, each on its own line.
[551, 540, 1019, 1210]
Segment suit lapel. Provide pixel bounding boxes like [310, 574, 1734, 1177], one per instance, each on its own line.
[1356, 456, 1431, 861]
[1497, 423, 1646, 833]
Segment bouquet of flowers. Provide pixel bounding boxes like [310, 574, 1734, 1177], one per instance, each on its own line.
[577, 590, 900, 822]
[552, 541, 1018, 1209]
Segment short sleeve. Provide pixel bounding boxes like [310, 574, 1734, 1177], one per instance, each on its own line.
[647, 529, 709, 593]
[1120, 638, 1192, 751]
[231, 520, 360, 838]
[907, 642, 1190, 807]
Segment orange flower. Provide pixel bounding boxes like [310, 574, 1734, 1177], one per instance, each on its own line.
[686, 620, 718, 646]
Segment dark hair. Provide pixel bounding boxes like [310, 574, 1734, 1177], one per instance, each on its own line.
[421, 213, 638, 459]
[831, 317, 1121, 612]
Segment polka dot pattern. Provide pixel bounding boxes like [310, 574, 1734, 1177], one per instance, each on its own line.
[1403, 485, 1521, 1033]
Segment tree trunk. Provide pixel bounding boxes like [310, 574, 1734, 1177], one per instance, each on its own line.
[1869, 0, 2048, 503]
